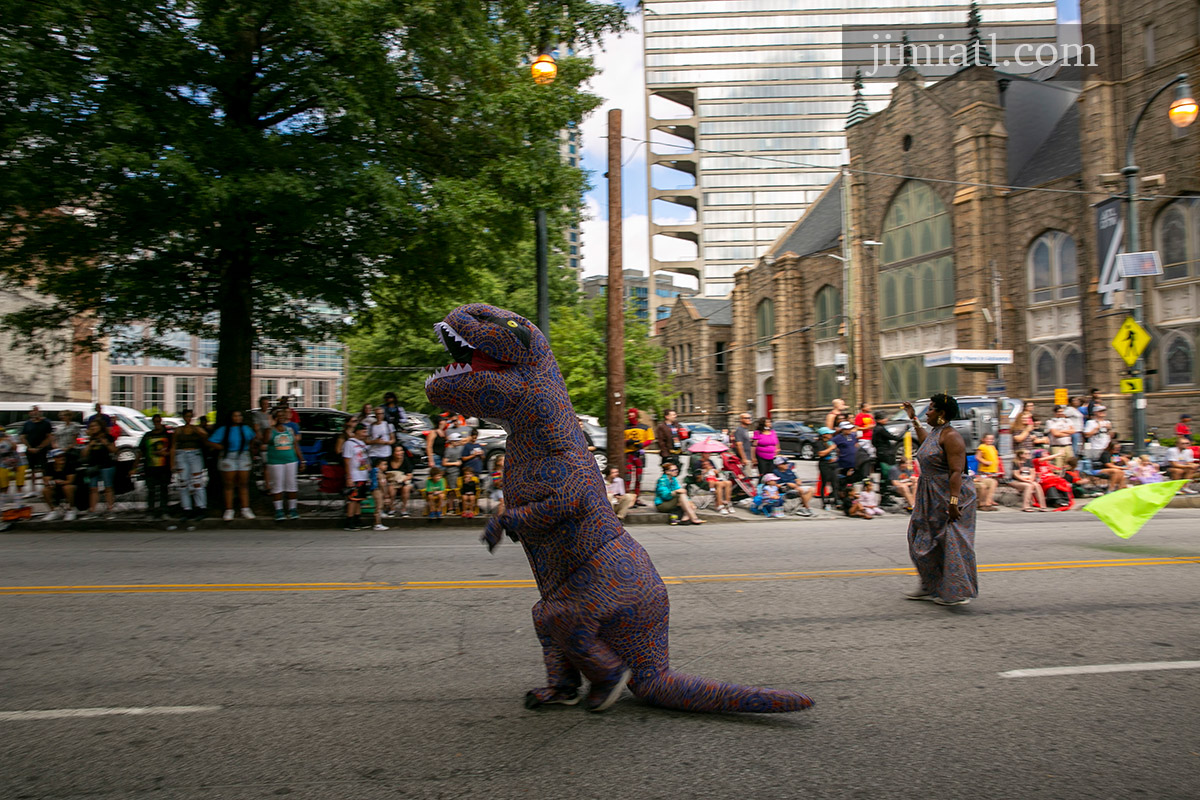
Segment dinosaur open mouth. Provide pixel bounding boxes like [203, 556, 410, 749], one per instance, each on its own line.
[425, 321, 510, 389]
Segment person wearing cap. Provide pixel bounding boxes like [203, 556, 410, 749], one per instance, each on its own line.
[264, 407, 304, 522]
[41, 449, 78, 522]
[832, 421, 859, 512]
[1045, 405, 1076, 466]
[751, 473, 785, 518]
[441, 431, 466, 514]
[1176, 413, 1193, 440]
[771, 455, 814, 517]
[348, 421, 388, 530]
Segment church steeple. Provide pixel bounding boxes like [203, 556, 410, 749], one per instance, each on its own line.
[967, 0, 991, 66]
[847, 68, 870, 127]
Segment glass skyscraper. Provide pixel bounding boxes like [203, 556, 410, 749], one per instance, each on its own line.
[644, 0, 1060, 296]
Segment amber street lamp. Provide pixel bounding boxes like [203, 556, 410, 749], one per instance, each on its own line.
[531, 52, 558, 85]
[1122, 73, 1196, 453]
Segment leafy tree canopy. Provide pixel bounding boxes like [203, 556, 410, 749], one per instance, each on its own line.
[0, 0, 627, 414]
[349, 295, 671, 419]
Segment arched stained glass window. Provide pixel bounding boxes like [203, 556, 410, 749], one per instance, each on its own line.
[1156, 203, 1191, 281]
[1164, 334, 1194, 386]
[755, 298, 775, 342]
[880, 181, 953, 332]
[1027, 231, 1078, 304]
[814, 285, 841, 340]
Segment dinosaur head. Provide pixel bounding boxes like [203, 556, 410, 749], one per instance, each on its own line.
[424, 304, 551, 420]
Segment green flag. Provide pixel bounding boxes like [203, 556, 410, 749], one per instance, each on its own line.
[1084, 481, 1187, 538]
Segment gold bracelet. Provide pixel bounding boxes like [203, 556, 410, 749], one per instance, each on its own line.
[949, 496, 959, 505]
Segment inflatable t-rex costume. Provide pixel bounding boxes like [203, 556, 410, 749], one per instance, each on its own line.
[425, 304, 814, 714]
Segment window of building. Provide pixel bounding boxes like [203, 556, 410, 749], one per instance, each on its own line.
[111, 375, 134, 407]
[1155, 199, 1200, 280]
[203, 378, 217, 414]
[109, 325, 144, 366]
[285, 381, 304, 406]
[1145, 23, 1156, 67]
[174, 377, 196, 414]
[197, 338, 218, 368]
[142, 376, 165, 413]
[260, 378, 278, 400]
[715, 341, 727, 373]
[716, 390, 727, 410]
[686, 343, 693, 372]
[1164, 332, 1195, 386]
[880, 181, 954, 331]
[881, 356, 958, 403]
[1028, 231, 1079, 303]
[1031, 343, 1086, 394]
[814, 285, 841, 339]
[755, 298, 775, 342]
[150, 330, 192, 368]
[312, 380, 331, 408]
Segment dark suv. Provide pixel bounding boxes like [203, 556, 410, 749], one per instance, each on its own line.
[293, 408, 428, 472]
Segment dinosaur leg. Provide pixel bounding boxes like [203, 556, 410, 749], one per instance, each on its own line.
[536, 598, 630, 712]
[525, 600, 583, 709]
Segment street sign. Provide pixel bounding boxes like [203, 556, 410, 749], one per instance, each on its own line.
[985, 378, 1006, 397]
[1120, 378, 1144, 393]
[1054, 388, 1069, 406]
[1111, 316, 1151, 367]
[1116, 251, 1164, 278]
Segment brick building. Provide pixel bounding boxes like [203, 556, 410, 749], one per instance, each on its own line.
[656, 297, 732, 425]
[0, 287, 93, 403]
[723, 5, 1200, 432]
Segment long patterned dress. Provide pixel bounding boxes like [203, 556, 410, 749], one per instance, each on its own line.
[907, 424, 978, 602]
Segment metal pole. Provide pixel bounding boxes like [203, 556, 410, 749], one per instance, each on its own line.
[606, 109, 627, 481]
[536, 208, 550, 342]
[1121, 73, 1187, 455]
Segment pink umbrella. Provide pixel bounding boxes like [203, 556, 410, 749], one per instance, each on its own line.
[688, 437, 728, 453]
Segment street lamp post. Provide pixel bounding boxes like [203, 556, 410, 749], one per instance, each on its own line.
[1121, 72, 1196, 454]
[531, 50, 559, 341]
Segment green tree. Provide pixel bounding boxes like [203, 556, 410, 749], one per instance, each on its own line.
[550, 298, 673, 419]
[0, 0, 626, 416]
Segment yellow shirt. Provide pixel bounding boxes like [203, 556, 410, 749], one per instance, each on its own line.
[976, 443, 999, 474]
[624, 425, 651, 454]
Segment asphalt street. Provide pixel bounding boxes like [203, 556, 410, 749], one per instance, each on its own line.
[2, 510, 1198, 800]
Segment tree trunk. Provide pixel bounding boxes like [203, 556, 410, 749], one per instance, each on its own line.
[215, 252, 254, 423]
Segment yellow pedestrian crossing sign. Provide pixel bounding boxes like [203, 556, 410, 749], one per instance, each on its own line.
[1111, 317, 1151, 367]
[1120, 378, 1144, 393]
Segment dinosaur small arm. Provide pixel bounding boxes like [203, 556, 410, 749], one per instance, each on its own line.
[425, 303, 814, 713]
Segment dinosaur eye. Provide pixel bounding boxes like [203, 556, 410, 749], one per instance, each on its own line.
[507, 320, 518, 328]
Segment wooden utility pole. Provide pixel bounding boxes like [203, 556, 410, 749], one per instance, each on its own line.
[606, 109, 627, 480]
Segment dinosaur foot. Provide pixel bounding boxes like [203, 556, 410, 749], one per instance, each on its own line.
[585, 669, 631, 713]
[524, 687, 581, 709]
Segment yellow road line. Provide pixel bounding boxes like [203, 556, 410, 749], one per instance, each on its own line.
[1, 557, 1197, 596]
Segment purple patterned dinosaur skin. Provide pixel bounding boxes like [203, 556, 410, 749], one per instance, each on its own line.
[426, 304, 814, 713]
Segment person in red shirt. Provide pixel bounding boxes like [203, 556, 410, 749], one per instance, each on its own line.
[1176, 413, 1192, 439]
[853, 402, 875, 439]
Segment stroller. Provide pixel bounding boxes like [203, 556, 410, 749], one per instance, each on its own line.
[721, 451, 757, 502]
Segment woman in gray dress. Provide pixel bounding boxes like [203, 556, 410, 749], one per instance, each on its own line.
[901, 394, 978, 606]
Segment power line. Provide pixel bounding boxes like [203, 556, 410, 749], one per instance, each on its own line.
[630, 134, 1200, 200]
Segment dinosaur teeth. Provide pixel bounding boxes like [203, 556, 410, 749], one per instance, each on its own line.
[425, 361, 475, 388]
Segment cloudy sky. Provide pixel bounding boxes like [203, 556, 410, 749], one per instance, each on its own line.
[575, 0, 1081, 285]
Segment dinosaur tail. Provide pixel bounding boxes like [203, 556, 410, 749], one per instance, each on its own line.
[630, 669, 814, 713]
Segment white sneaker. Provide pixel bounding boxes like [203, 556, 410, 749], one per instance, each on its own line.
[240, 508, 255, 519]
[42, 510, 61, 522]
[222, 509, 235, 521]
[64, 510, 77, 521]
[373, 523, 388, 531]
